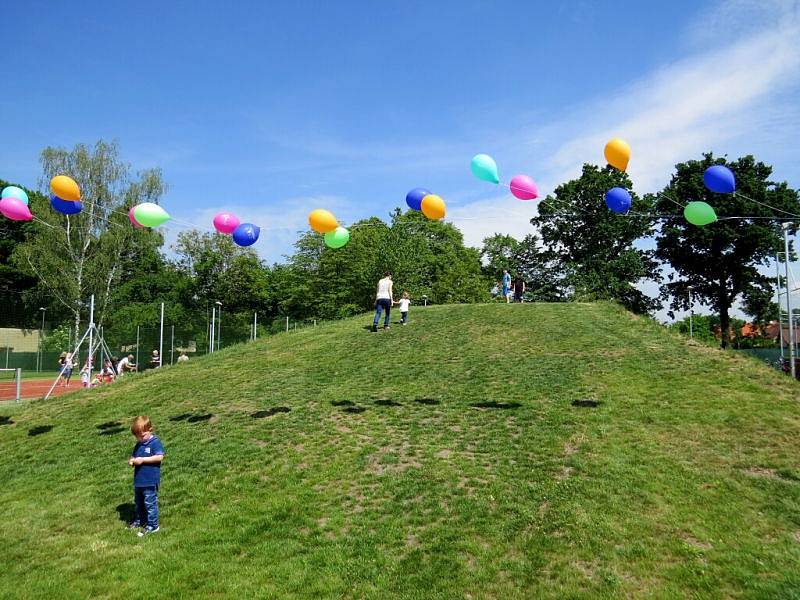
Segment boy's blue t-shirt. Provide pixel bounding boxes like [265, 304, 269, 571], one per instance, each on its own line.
[132, 434, 165, 487]
[502, 273, 511, 287]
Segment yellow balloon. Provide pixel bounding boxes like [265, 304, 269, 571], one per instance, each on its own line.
[604, 138, 630, 172]
[308, 208, 338, 233]
[50, 175, 81, 201]
[421, 194, 446, 220]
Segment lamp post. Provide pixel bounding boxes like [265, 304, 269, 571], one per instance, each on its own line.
[422, 295, 428, 307]
[38, 307, 46, 372]
[215, 301, 222, 352]
[687, 287, 694, 339]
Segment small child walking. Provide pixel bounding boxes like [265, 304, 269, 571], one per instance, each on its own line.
[128, 416, 165, 536]
[398, 291, 411, 325]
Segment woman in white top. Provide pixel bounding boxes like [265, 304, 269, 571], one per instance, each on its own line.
[371, 272, 395, 332]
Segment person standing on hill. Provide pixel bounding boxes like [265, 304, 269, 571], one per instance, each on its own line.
[502, 269, 512, 304]
[513, 276, 526, 303]
[371, 272, 395, 332]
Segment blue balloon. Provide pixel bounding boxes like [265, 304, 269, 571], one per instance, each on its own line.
[605, 187, 631, 214]
[2, 186, 29, 205]
[703, 165, 736, 194]
[232, 222, 260, 246]
[406, 188, 430, 211]
[50, 194, 82, 215]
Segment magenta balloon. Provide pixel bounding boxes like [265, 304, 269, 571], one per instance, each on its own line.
[0, 197, 33, 221]
[213, 212, 241, 235]
[509, 175, 538, 200]
[128, 207, 143, 229]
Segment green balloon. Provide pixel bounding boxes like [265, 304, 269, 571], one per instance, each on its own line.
[324, 226, 350, 249]
[684, 201, 717, 226]
[133, 202, 170, 228]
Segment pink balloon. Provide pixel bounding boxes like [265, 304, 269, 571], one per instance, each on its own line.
[213, 212, 241, 235]
[509, 175, 539, 200]
[0, 197, 33, 221]
[128, 207, 144, 228]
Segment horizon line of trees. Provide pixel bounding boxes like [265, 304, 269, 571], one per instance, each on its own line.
[2, 141, 798, 349]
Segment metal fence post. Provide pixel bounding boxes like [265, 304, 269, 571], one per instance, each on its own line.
[15, 368, 21, 402]
[286, 316, 289, 333]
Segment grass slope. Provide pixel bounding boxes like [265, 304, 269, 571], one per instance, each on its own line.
[1, 303, 799, 599]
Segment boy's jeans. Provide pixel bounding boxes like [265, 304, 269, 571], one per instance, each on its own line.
[400, 311, 408, 324]
[134, 486, 159, 528]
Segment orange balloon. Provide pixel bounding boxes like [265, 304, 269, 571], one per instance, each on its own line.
[308, 208, 338, 233]
[50, 175, 81, 201]
[421, 194, 446, 220]
[604, 138, 630, 172]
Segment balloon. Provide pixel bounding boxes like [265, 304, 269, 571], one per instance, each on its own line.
[405, 188, 431, 211]
[0, 197, 33, 221]
[50, 175, 81, 201]
[308, 208, 338, 233]
[2, 186, 29, 205]
[50, 194, 82, 215]
[324, 226, 350, 249]
[605, 187, 632, 214]
[232, 223, 260, 246]
[703, 165, 736, 194]
[604, 139, 630, 171]
[684, 201, 717, 226]
[133, 202, 170, 228]
[421, 194, 446, 220]
[509, 175, 538, 200]
[128, 207, 143, 228]
[213, 212, 241, 235]
[471, 154, 500, 184]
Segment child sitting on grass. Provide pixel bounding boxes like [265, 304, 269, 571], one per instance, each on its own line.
[128, 416, 165, 537]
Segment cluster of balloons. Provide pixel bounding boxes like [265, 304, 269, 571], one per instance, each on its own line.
[683, 165, 737, 226]
[213, 212, 261, 247]
[603, 139, 633, 215]
[470, 154, 539, 200]
[405, 188, 446, 219]
[0, 185, 33, 221]
[49, 175, 83, 216]
[308, 209, 350, 249]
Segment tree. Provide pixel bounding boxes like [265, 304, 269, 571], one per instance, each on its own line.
[480, 234, 521, 278]
[531, 164, 659, 314]
[654, 153, 799, 348]
[11, 141, 166, 334]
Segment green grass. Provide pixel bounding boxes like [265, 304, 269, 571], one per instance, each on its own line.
[1, 302, 799, 599]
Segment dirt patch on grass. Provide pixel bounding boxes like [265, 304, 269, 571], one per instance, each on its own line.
[572, 560, 597, 582]
[744, 467, 781, 479]
[435, 448, 452, 459]
[683, 534, 712, 551]
[367, 441, 422, 475]
[405, 532, 420, 548]
[794, 531, 800, 543]
[556, 466, 574, 482]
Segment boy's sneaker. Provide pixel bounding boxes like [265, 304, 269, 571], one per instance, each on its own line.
[127, 521, 142, 530]
[370, 325, 378, 333]
[383, 326, 390, 331]
[137, 526, 159, 537]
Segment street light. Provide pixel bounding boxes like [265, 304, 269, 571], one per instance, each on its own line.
[687, 287, 694, 339]
[215, 301, 222, 351]
[422, 295, 428, 307]
[38, 307, 47, 372]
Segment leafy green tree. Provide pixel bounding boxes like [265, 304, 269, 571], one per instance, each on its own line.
[480, 234, 521, 279]
[11, 141, 167, 334]
[654, 154, 799, 348]
[532, 164, 659, 314]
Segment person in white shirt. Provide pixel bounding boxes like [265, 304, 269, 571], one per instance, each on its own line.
[397, 291, 411, 325]
[117, 354, 135, 377]
[177, 352, 189, 363]
[371, 272, 395, 332]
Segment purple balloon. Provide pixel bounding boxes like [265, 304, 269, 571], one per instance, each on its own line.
[0, 196, 33, 221]
[509, 175, 538, 200]
[406, 188, 431, 211]
[605, 187, 632, 214]
[232, 223, 260, 246]
[703, 165, 736, 194]
[50, 194, 82, 215]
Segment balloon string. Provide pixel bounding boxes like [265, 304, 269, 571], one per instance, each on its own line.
[732, 191, 800, 218]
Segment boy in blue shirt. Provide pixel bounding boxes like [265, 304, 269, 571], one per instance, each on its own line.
[128, 416, 165, 536]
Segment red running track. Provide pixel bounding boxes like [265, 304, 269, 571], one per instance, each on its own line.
[0, 379, 83, 401]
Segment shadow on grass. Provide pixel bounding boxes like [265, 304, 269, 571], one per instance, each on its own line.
[251, 407, 290, 419]
[414, 398, 440, 406]
[116, 502, 135, 524]
[169, 413, 194, 422]
[187, 414, 213, 423]
[331, 400, 354, 407]
[571, 399, 601, 408]
[96, 421, 121, 430]
[99, 427, 126, 436]
[470, 401, 521, 409]
[28, 425, 54, 436]
[0, 416, 14, 426]
[343, 406, 366, 414]
[375, 399, 402, 407]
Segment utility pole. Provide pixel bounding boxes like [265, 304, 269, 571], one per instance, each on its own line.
[783, 223, 795, 379]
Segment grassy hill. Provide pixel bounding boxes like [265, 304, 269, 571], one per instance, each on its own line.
[1, 302, 799, 599]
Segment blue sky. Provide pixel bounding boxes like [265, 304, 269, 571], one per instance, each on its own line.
[2, 0, 799, 319]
